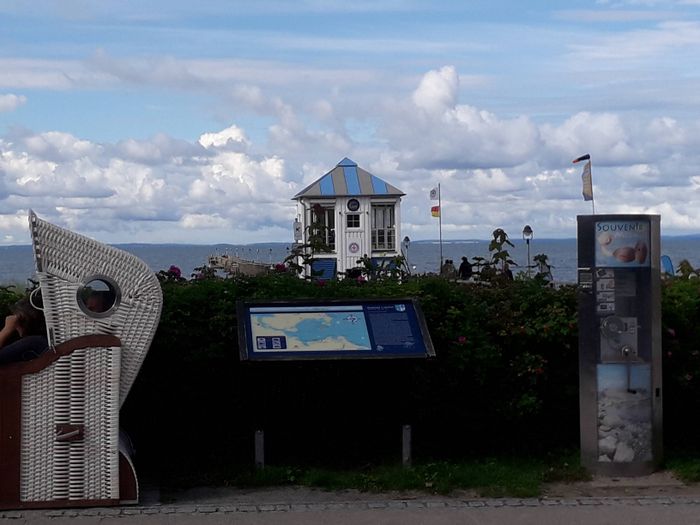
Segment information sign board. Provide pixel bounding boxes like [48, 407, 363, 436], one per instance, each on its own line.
[237, 299, 435, 360]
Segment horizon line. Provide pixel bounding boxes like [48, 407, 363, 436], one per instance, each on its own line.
[2, 233, 700, 248]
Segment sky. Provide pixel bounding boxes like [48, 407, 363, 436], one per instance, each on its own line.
[2, 0, 700, 245]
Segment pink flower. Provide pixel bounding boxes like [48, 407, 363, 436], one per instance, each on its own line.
[457, 336, 467, 344]
[168, 265, 182, 278]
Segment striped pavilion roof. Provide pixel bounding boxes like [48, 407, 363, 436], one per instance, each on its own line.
[293, 158, 404, 199]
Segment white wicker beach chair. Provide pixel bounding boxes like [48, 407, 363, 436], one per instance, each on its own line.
[0, 211, 162, 510]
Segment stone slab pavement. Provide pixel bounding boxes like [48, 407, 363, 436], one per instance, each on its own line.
[5, 471, 700, 524]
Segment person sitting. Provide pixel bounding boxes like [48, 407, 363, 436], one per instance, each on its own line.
[0, 295, 49, 365]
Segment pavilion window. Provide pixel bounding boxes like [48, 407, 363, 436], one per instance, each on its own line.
[371, 205, 395, 251]
[346, 214, 360, 228]
[310, 205, 335, 251]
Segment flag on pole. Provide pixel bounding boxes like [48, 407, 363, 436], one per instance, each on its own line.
[572, 154, 593, 202]
[431, 205, 440, 217]
[429, 187, 439, 200]
[581, 160, 593, 201]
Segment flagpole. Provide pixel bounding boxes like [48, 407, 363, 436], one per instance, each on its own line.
[589, 159, 595, 214]
[438, 183, 443, 270]
[589, 160, 595, 214]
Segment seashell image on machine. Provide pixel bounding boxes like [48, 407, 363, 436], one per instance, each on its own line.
[577, 214, 662, 476]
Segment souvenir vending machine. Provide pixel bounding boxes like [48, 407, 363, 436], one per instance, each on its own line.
[577, 215, 662, 475]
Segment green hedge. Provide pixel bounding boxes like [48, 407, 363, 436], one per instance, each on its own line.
[661, 278, 700, 450]
[4, 275, 700, 476]
[122, 274, 582, 475]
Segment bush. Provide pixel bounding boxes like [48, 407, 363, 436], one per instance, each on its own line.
[111, 273, 700, 478]
[661, 278, 700, 449]
[0, 286, 23, 317]
[120, 274, 583, 478]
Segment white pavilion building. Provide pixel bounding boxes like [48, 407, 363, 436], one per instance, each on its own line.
[292, 158, 405, 279]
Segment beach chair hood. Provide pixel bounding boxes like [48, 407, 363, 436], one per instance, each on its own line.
[28, 210, 163, 406]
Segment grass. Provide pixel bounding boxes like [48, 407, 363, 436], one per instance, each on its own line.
[162, 451, 591, 498]
[156, 448, 700, 497]
[666, 455, 700, 483]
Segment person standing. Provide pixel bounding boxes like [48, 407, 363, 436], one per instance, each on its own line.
[503, 263, 514, 281]
[458, 256, 473, 280]
[441, 259, 457, 279]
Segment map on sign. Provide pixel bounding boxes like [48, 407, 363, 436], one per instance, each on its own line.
[238, 300, 436, 360]
[250, 307, 371, 352]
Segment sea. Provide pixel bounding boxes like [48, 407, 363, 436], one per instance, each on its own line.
[1, 237, 699, 287]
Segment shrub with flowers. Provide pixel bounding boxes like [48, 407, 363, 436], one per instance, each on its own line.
[156, 264, 186, 282]
[113, 270, 700, 473]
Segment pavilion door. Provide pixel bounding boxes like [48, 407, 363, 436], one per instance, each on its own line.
[345, 229, 364, 272]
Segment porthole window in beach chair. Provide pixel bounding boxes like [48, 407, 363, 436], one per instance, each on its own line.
[77, 275, 121, 317]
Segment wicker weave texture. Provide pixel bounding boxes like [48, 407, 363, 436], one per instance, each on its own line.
[20, 348, 121, 502]
[29, 211, 163, 405]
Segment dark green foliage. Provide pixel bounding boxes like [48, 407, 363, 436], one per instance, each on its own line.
[117, 273, 700, 483]
[472, 228, 517, 282]
[354, 253, 410, 281]
[667, 455, 700, 483]
[409, 278, 580, 457]
[661, 278, 700, 449]
[121, 274, 581, 480]
[160, 453, 590, 496]
[0, 286, 23, 317]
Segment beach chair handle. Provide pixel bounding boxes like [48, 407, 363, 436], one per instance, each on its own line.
[55, 424, 85, 442]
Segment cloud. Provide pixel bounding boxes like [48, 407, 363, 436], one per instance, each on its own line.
[180, 213, 229, 229]
[198, 125, 250, 150]
[0, 125, 299, 242]
[114, 134, 203, 165]
[364, 65, 700, 239]
[568, 21, 700, 63]
[382, 66, 540, 170]
[540, 112, 634, 165]
[85, 51, 382, 92]
[4, 62, 700, 246]
[554, 9, 679, 22]
[20, 131, 101, 161]
[186, 149, 294, 221]
[0, 58, 111, 90]
[0, 0, 429, 20]
[412, 65, 459, 114]
[0, 94, 26, 112]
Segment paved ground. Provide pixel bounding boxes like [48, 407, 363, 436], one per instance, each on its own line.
[5, 472, 700, 524]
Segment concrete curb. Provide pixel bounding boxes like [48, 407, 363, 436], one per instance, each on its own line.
[5, 495, 700, 519]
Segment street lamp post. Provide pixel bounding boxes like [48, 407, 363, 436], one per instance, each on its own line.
[402, 236, 411, 274]
[522, 225, 533, 277]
